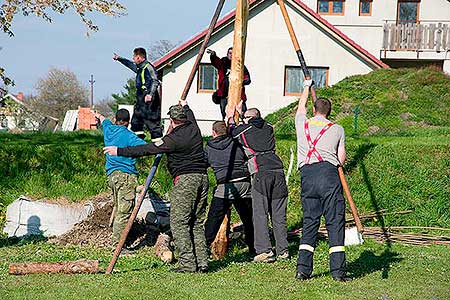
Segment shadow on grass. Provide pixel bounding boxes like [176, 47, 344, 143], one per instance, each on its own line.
[347, 249, 402, 279]
[0, 234, 48, 248]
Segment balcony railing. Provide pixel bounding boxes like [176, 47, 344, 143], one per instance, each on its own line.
[382, 22, 450, 52]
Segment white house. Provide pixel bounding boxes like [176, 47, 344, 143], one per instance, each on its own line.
[300, 0, 450, 70]
[153, 0, 448, 134]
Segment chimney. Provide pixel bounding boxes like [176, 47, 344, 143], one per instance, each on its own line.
[16, 92, 24, 101]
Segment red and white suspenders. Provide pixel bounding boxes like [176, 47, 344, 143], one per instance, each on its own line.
[303, 121, 334, 164]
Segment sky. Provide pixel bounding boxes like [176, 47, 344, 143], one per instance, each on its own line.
[0, 1, 236, 103]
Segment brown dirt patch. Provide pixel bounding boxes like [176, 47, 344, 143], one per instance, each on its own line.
[49, 194, 159, 248]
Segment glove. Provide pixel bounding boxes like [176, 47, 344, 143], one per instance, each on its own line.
[303, 79, 313, 88]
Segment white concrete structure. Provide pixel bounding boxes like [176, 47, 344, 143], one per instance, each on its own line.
[154, 0, 388, 134]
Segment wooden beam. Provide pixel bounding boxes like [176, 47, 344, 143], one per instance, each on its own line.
[211, 0, 250, 260]
[227, 0, 249, 123]
[9, 260, 99, 275]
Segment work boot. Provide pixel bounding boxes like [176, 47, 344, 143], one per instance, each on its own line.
[277, 251, 290, 261]
[197, 266, 209, 273]
[295, 272, 311, 281]
[253, 251, 276, 263]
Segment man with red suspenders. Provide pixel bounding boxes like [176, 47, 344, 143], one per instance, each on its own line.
[295, 79, 350, 282]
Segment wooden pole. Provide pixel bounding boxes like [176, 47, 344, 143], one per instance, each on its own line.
[106, 154, 163, 274]
[338, 167, 364, 233]
[180, 0, 226, 100]
[212, 0, 250, 260]
[276, 0, 317, 102]
[9, 260, 99, 275]
[227, 0, 249, 121]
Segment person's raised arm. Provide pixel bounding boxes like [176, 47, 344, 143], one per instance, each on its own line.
[208, 49, 222, 69]
[114, 53, 137, 73]
[178, 100, 198, 126]
[297, 79, 313, 116]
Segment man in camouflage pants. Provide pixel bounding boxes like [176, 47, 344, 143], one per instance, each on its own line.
[99, 109, 146, 247]
[103, 100, 209, 273]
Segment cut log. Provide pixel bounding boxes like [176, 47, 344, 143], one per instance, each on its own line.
[211, 210, 230, 260]
[154, 233, 174, 263]
[9, 259, 99, 275]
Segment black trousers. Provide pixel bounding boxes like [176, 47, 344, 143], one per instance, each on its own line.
[205, 196, 255, 254]
[219, 98, 247, 119]
[296, 162, 346, 278]
[131, 93, 162, 139]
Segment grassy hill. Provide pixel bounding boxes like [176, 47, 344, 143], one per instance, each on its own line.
[266, 67, 450, 137]
[1, 68, 449, 230]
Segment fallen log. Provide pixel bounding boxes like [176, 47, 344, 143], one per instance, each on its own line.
[9, 259, 99, 275]
[154, 233, 174, 263]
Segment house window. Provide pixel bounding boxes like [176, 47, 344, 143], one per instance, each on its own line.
[318, 0, 345, 15]
[284, 66, 329, 96]
[359, 0, 372, 16]
[197, 63, 218, 93]
[397, 0, 420, 24]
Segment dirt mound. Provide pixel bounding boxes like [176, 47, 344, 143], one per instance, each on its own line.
[50, 194, 159, 248]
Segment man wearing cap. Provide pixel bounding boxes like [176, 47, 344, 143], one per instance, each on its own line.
[103, 100, 209, 273]
[295, 80, 350, 282]
[97, 109, 146, 248]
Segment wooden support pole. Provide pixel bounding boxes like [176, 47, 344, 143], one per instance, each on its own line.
[277, 0, 317, 102]
[227, 0, 249, 122]
[212, 0, 250, 260]
[9, 260, 99, 275]
[106, 154, 163, 274]
[181, 0, 226, 101]
[338, 167, 364, 233]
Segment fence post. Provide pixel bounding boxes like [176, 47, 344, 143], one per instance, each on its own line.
[353, 105, 360, 136]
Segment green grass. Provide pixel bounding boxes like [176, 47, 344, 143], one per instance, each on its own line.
[1, 68, 450, 299]
[266, 68, 450, 136]
[0, 239, 449, 300]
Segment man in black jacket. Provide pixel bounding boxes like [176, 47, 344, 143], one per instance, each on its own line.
[204, 121, 255, 255]
[113, 48, 162, 139]
[103, 100, 209, 273]
[227, 107, 289, 263]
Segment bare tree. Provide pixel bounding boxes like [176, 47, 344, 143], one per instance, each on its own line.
[94, 97, 115, 118]
[0, 0, 126, 86]
[30, 68, 89, 120]
[148, 40, 179, 61]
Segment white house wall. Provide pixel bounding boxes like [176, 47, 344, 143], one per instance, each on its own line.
[160, 0, 375, 135]
[301, 0, 450, 60]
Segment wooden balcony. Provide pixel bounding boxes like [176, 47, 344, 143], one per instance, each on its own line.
[382, 22, 450, 52]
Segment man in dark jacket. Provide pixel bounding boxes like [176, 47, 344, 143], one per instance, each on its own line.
[113, 47, 162, 139]
[103, 100, 209, 273]
[204, 121, 255, 255]
[207, 47, 251, 119]
[227, 107, 289, 263]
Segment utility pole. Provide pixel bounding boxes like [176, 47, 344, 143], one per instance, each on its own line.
[89, 74, 95, 108]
